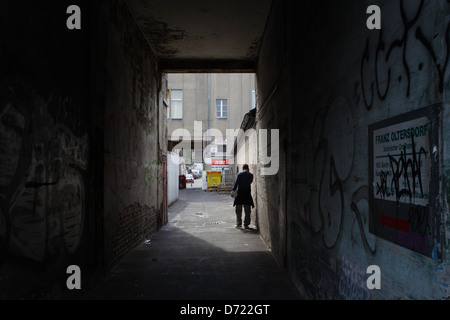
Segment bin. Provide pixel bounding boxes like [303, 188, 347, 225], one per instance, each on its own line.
[179, 175, 186, 189]
[206, 171, 222, 189]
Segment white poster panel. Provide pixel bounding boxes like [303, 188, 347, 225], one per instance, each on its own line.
[372, 116, 431, 206]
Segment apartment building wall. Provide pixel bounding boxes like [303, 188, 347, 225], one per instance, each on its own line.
[167, 73, 256, 166]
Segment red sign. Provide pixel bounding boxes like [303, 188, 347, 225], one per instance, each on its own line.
[380, 213, 410, 232]
[212, 159, 229, 166]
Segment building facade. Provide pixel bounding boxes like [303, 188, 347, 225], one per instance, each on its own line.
[167, 73, 256, 173]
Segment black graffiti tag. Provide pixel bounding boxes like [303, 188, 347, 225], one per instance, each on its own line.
[376, 170, 391, 198]
[388, 135, 427, 203]
[360, 0, 450, 110]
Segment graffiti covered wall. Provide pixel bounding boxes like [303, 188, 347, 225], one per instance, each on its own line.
[0, 0, 165, 298]
[0, 0, 100, 299]
[257, 0, 450, 299]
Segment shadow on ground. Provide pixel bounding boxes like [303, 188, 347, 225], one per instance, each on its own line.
[82, 187, 301, 300]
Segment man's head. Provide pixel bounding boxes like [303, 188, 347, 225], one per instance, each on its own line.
[243, 164, 249, 171]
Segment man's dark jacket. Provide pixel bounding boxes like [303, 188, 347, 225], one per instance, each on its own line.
[232, 171, 255, 208]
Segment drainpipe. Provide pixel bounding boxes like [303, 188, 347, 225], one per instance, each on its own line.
[203, 74, 211, 168]
[208, 73, 211, 131]
[206, 73, 211, 166]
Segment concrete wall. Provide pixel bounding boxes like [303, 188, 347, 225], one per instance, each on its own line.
[168, 152, 180, 207]
[234, 110, 258, 228]
[0, 0, 166, 298]
[256, 0, 450, 299]
[158, 74, 169, 226]
[101, 0, 163, 271]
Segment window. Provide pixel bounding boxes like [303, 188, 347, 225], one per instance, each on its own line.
[169, 89, 183, 119]
[216, 99, 227, 119]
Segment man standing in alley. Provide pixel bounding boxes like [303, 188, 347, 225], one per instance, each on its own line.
[231, 164, 255, 229]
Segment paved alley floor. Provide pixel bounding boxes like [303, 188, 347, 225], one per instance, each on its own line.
[82, 182, 301, 300]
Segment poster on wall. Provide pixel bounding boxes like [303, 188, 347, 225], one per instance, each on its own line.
[368, 104, 442, 261]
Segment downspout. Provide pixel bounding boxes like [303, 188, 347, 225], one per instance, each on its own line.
[208, 73, 211, 131]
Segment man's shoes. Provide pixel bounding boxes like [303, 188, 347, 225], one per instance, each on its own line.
[236, 225, 242, 228]
[244, 225, 250, 229]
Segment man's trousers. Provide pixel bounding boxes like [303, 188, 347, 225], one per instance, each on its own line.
[235, 205, 251, 227]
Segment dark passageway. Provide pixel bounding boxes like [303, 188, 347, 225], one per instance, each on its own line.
[0, 0, 449, 303]
[82, 187, 301, 300]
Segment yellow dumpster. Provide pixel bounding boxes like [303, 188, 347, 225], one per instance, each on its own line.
[206, 171, 222, 189]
